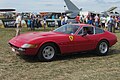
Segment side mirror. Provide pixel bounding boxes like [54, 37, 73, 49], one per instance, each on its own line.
[82, 32, 87, 37]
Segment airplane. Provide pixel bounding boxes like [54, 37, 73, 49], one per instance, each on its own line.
[64, 0, 120, 18]
[64, 0, 82, 18]
[101, 7, 119, 16]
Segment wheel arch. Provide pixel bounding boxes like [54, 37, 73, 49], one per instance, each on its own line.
[37, 41, 61, 55]
[98, 39, 110, 47]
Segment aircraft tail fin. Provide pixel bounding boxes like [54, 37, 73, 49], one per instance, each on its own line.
[64, 0, 79, 11]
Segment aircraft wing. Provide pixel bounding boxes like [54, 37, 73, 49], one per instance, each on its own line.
[106, 7, 117, 12]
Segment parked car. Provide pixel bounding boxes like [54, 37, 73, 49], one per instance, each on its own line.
[9, 24, 117, 61]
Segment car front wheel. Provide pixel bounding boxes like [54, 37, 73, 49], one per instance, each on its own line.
[37, 43, 57, 61]
[96, 40, 109, 56]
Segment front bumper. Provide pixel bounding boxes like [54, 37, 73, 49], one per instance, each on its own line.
[9, 43, 38, 55]
[9, 43, 25, 54]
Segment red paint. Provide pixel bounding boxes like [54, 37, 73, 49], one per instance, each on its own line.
[9, 24, 117, 55]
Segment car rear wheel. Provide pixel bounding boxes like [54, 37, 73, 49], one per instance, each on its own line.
[37, 43, 57, 61]
[96, 40, 109, 56]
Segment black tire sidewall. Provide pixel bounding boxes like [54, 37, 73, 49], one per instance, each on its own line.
[96, 40, 109, 56]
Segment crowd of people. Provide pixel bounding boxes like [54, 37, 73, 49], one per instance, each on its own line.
[15, 13, 120, 36]
[75, 14, 120, 33]
[27, 14, 43, 30]
[15, 13, 53, 36]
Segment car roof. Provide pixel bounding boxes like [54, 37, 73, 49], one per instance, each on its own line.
[71, 24, 95, 28]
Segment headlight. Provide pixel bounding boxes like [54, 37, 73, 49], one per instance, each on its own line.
[21, 44, 37, 48]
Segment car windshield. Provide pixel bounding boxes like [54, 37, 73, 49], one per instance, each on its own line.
[53, 24, 79, 34]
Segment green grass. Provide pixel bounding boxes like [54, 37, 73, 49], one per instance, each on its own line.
[0, 28, 120, 80]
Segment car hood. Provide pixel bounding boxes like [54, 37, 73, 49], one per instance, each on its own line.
[9, 31, 62, 47]
[17, 31, 58, 40]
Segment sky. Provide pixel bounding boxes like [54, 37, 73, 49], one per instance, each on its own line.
[0, 0, 120, 13]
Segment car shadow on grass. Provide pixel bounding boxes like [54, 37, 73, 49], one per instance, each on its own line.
[18, 49, 120, 63]
[55, 49, 120, 61]
[109, 49, 120, 55]
[17, 52, 95, 63]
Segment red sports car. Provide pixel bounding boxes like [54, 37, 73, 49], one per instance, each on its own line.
[9, 24, 117, 61]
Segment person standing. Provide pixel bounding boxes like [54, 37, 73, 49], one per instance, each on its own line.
[27, 18, 31, 29]
[118, 16, 120, 32]
[108, 16, 114, 32]
[75, 14, 80, 23]
[94, 14, 99, 27]
[64, 15, 68, 24]
[61, 16, 65, 25]
[100, 15, 106, 29]
[15, 13, 22, 36]
[43, 17, 47, 30]
[112, 16, 116, 33]
[52, 15, 55, 19]
[87, 17, 93, 25]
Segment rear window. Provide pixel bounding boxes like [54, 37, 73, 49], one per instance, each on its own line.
[95, 27, 104, 34]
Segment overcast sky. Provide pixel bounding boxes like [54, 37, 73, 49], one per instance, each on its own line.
[0, 0, 120, 13]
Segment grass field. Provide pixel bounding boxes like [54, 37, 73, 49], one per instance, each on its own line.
[0, 28, 120, 80]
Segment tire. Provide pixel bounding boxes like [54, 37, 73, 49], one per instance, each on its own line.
[37, 43, 57, 61]
[96, 40, 109, 56]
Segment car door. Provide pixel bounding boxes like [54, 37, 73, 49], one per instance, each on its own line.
[58, 25, 80, 54]
[73, 26, 96, 52]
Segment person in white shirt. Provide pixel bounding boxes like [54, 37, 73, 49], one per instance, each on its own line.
[15, 14, 22, 36]
[100, 15, 106, 29]
[94, 14, 99, 27]
[64, 15, 68, 24]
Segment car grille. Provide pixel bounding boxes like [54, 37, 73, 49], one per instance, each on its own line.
[9, 43, 19, 49]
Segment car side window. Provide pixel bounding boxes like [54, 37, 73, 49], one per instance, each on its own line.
[78, 26, 94, 35]
[78, 29, 83, 35]
[95, 27, 104, 34]
[72, 25, 79, 34]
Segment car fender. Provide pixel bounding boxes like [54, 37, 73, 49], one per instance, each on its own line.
[96, 37, 110, 46]
[37, 40, 61, 54]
